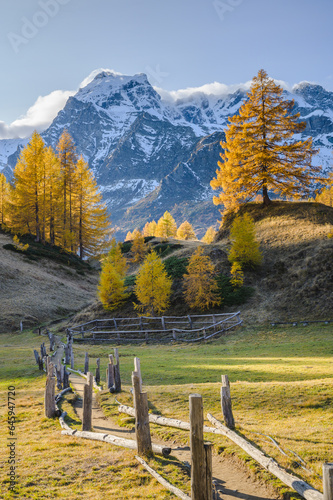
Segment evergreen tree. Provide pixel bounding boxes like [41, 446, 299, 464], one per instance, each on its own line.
[183, 246, 220, 310]
[131, 229, 146, 263]
[125, 231, 133, 241]
[176, 221, 196, 240]
[74, 155, 111, 258]
[228, 214, 262, 269]
[211, 69, 321, 211]
[134, 250, 172, 316]
[230, 262, 244, 288]
[201, 226, 217, 244]
[315, 175, 333, 207]
[156, 211, 177, 238]
[0, 173, 10, 227]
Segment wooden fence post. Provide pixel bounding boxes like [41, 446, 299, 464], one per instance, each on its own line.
[134, 357, 142, 392]
[132, 371, 152, 456]
[34, 349, 43, 370]
[95, 358, 100, 385]
[70, 350, 74, 370]
[323, 463, 333, 500]
[204, 442, 213, 500]
[63, 367, 69, 389]
[114, 349, 121, 392]
[82, 372, 93, 431]
[188, 315, 193, 329]
[45, 362, 56, 418]
[64, 343, 70, 364]
[221, 375, 235, 430]
[84, 352, 89, 374]
[161, 316, 166, 330]
[189, 394, 206, 500]
[108, 355, 115, 391]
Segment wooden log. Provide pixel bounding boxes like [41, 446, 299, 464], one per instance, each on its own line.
[55, 363, 62, 390]
[221, 375, 235, 430]
[63, 367, 70, 389]
[172, 329, 177, 341]
[188, 315, 193, 329]
[134, 357, 142, 392]
[95, 358, 100, 385]
[70, 350, 74, 370]
[207, 414, 323, 500]
[55, 387, 72, 404]
[132, 371, 152, 456]
[59, 411, 71, 431]
[45, 362, 56, 418]
[34, 349, 43, 370]
[189, 394, 207, 500]
[161, 316, 166, 330]
[113, 348, 121, 392]
[113, 317, 118, 330]
[135, 455, 190, 500]
[84, 352, 89, 374]
[82, 372, 93, 432]
[61, 429, 171, 456]
[64, 344, 70, 364]
[323, 463, 333, 500]
[204, 442, 213, 500]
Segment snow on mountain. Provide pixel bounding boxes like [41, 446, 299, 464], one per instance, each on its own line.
[1, 71, 333, 237]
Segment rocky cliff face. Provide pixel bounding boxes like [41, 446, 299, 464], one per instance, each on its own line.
[1, 71, 333, 238]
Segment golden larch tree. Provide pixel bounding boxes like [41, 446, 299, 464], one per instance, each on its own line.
[131, 229, 146, 263]
[183, 246, 220, 310]
[156, 211, 177, 238]
[211, 69, 321, 212]
[98, 239, 128, 310]
[176, 221, 196, 240]
[228, 214, 262, 269]
[134, 250, 172, 316]
[143, 220, 157, 237]
[57, 130, 77, 250]
[73, 155, 111, 258]
[0, 173, 11, 227]
[201, 226, 217, 244]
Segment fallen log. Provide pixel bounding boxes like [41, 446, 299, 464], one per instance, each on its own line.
[59, 411, 71, 431]
[135, 455, 190, 500]
[61, 429, 171, 457]
[207, 414, 323, 500]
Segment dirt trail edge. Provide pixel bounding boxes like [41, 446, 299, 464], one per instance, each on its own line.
[68, 372, 281, 500]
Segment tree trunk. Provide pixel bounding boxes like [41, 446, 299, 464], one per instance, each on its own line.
[262, 184, 271, 206]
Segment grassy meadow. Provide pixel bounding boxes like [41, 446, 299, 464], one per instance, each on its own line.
[1, 323, 332, 498]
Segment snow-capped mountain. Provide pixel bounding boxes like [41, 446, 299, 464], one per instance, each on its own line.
[1, 71, 333, 237]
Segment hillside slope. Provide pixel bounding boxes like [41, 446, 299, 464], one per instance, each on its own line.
[216, 202, 333, 323]
[0, 231, 98, 332]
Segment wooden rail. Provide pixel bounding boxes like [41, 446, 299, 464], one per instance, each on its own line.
[67, 312, 242, 343]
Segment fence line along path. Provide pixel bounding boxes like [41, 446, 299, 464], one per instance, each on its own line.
[67, 312, 242, 344]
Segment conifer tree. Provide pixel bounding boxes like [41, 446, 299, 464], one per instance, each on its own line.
[315, 175, 333, 207]
[57, 130, 77, 250]
[74, 155, 111, 258]
[98, 239, 128, 311]
[156, 211, 177, 238]
[125, 231, 133, 241]
[143, 220, 157, 237]
[134, 250, 172, 316]
[201, 226, 217, 244]
[211, 69, 321, 211]
[230, 262, 244, 288]
[176, 221, 196, 240]
[0, 173, 10, 227]
[44, 146, 61, 245]
[228, 214, 262, 269]
[131, 229, 146, 263]
[11, 131, 46, 240]
[183, 246, 220, 310]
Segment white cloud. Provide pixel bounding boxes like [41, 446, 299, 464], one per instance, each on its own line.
[78, 68, 125, 89]
[0, 89, 74, 140]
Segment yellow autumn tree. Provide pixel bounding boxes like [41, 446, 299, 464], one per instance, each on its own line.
[183, 246, 220, 310]
[98, 239, 128, 310]
[73, 155, 111, 258]
[156, 211, 177, 238]
[134, 250, 172, 316]
[57, 129, 77, 250]
[0, 173, 11, 227]
[176, 221, 196, 240]
[143, 220, 157, 237]
[11, 131, 46, 241]
[125, 231, 133, 241]
[131, 229, 146, 263]
[230, 262, 244, 288]
[228, 213, 262, 269]
[201, 226, 217, 244]
[211, 69, 321, 212]
[315, 175, 333, 207]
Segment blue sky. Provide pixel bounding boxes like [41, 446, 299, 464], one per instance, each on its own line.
[1, 0, 332, 137]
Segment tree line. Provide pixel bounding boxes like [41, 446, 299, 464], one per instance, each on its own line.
[0, 130, 110, 259]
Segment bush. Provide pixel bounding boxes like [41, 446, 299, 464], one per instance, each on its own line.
[163, 256, 189, 279]
[216, 273, 254, 306]
[151, 242, 182, 258]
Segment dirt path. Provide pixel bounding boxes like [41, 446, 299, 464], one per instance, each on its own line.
[68, 371, 281, 500]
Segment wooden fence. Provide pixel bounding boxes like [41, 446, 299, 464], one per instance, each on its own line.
[67, 312, 242, 343]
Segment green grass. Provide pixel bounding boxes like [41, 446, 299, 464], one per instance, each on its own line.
[1, 324, 332, 498]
